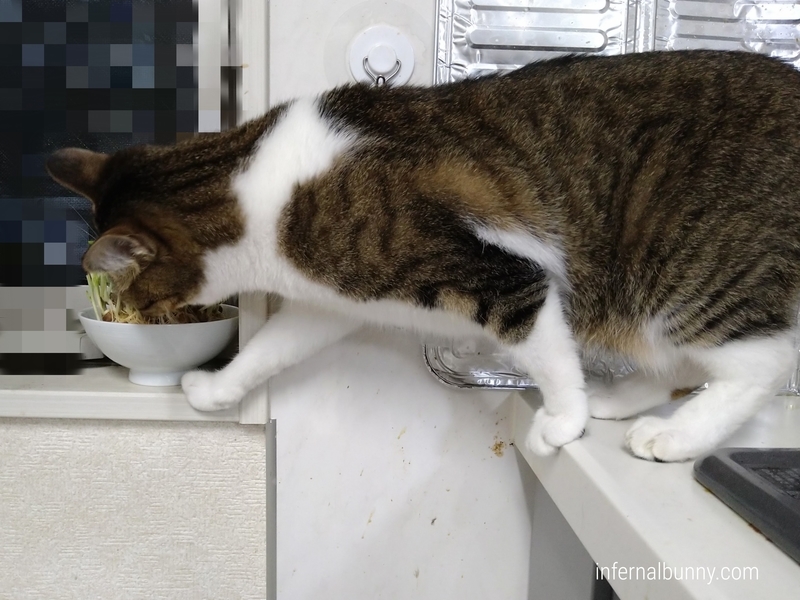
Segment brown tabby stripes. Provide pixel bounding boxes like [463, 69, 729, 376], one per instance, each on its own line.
[282, 50, 800, 350]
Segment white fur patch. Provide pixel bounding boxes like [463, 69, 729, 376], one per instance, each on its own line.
[192, 98, 485, 341]
[470, 225, 570, 290]
[181, 97, 495, 410]
[624, 315, 686, 375]
[233, 98, 356, 219]
[626, 333, 797, 461]
[192, 98, 357, 305]
[505, 285, 588, 455]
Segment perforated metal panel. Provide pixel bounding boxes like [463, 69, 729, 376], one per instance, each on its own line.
[435, 0, 800, 82]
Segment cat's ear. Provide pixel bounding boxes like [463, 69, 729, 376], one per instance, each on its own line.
[82, 233, 157, 287]
[46, 148, 109, 202]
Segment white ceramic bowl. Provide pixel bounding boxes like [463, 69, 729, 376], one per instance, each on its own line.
[79, 305, 239, 386]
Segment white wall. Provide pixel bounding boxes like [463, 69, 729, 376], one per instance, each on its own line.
[272, 331, 531, 598]
[269, 0, 435, 103]
[0, 419, 266, 600]
[268, 3, 533, 597]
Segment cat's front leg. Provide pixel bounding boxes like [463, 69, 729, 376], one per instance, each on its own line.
[182, 302, 360, 412]
[506, 286, 588, 456]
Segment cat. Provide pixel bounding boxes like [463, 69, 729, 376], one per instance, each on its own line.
[46, 49, 800, 462]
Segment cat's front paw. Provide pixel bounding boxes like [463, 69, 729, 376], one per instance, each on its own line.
[526, 406, 587, 456]
[181, 370, 244, 412]
[625, 416, 698, 462]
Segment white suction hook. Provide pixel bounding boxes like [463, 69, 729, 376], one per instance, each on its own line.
[362, 46, 401, 87]
[349, 25, 414, 87]
[367, 45, 397, 75]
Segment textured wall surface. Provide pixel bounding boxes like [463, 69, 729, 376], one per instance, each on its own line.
[0, 419, 266, 600]
[271, 329, 532, 599]
[268, 3, 532, 596]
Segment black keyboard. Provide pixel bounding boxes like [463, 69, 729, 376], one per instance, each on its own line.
[752, 466, 800, 499]
[694, 448, 800, 564]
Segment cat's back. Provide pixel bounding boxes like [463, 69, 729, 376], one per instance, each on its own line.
[321, 50, 800, 143]
[309, 51, 800, 350]
[319, 50, 800, 223]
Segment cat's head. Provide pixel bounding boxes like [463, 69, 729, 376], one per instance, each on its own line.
[46, 146, 242, 316]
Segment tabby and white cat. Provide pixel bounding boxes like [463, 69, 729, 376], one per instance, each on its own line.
[47, 50, 800, 462]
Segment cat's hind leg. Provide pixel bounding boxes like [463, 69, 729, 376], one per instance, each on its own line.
[505, 286, 589, 456]
[625, 333, 796, 462]
[588, 361, 707, 420]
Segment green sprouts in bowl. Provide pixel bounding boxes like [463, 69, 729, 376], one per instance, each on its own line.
[85, 272, 224, 325]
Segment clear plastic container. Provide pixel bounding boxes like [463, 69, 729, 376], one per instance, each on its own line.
[428, 0, 800, 393]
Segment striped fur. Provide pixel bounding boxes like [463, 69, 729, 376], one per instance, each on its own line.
[47, 50, 800, 461]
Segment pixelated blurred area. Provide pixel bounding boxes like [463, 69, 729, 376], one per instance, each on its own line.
[0, 0, 199, 287]
[0, 286, 94, 374]
[1, 0, 201, 374]
[0, 353, 82, 375]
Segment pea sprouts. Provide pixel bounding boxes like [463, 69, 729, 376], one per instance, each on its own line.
[85, 271, 224, 325]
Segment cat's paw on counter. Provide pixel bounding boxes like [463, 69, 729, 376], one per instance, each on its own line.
[182, 370, 244, 412]
[625, 416, 699, 462]
[526, 402, 588, 456]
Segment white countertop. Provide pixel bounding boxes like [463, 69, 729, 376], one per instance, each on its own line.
[0, 364, 240, 422]
[513, 391, 800, 600]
